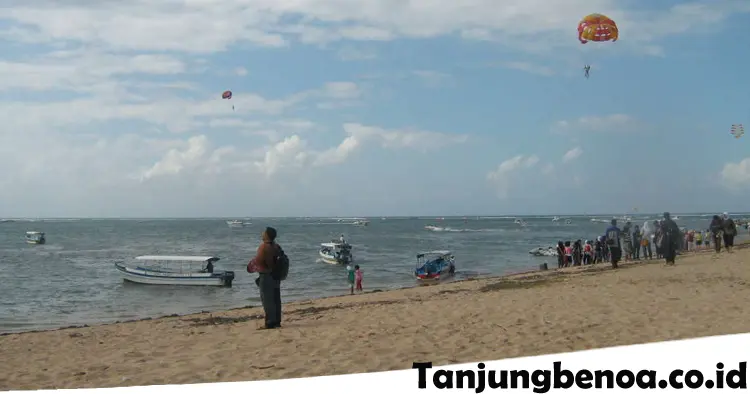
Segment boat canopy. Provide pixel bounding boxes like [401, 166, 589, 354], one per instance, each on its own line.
[417, 250, 452, 258]
[26, 231, 44, 235]
[135, 255, 220, 263]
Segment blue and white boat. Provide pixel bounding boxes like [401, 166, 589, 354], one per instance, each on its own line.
[25, 231, 46, 245]
[115, 255, 235, 287]
[414, 250, 455, 282]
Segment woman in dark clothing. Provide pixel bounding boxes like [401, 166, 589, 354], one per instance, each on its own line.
[722, 213, 737, 253]
[632, 225, 642, 260]
[709, 215, 724, 253]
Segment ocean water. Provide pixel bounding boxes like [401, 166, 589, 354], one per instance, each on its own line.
[0, 214, 739, 333]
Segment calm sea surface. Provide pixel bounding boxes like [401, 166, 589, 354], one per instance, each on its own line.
[0, 214, 741, 333]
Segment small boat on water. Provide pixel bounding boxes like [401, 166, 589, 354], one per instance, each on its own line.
[114, 255, 235, 287]
[319, 242, 354, 265]
[529, 246, 557, 257]
[25, 231, 46, 245]
[414, 250, 455, 282]
[352, 220, 369, 227]
[226, 220, 250, 228]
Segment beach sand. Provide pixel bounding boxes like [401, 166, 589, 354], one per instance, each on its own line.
[2, 245, 749, 390]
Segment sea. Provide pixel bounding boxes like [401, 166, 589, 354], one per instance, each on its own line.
[0, 214, 743, 334]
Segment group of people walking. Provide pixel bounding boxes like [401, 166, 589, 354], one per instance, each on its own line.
[556, 212, 740, 271]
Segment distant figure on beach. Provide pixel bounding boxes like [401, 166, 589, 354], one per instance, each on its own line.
[709, 215, 723, 253]
[556, 241, 565, 269]
[573, 240, 583, 266]
[632, 225, 641, 260]
[654, 221, 664, 258]
[564, 241, 573, 267]
[605, 219, 622, 268]
[594, 236, 604, 264]
[622, 221, 633, 261]
[354, 265, 363, 293]
[703, 229, 711, 250]
[253, 227, 283, 329]
[722, 213, 737, 253]
[347, 264, 355, 295]
[661, 213, 680, 266]
[694, 230, 703, 250]
[583, 240, 593, 265]
[641, 221, 654, 260]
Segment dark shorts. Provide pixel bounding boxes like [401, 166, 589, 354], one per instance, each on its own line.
[696, 241, 702, 245]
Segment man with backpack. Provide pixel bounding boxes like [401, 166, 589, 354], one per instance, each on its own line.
[250, 226, 289, 330]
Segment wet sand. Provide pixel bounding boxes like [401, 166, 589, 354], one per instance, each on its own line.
[2, 245, 749, 390]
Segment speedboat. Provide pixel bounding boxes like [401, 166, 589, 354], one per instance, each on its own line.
[319, 242, 354, 265]
[25, 231, 46, 244]
[424, 225, 444, 231]
[352, 220, 370, 227]
[114, 255, 235, 287]
[529, 246, 557, 257]
[226, 220, 247, 228]
[415, 250, 455, 282]
[552, 216, 561, 222]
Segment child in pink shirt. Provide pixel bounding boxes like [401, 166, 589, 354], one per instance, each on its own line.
[354, 265, 363, 292]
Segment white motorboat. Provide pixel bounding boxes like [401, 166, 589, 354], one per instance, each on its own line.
[352, 220, 370, 227]
[415, 250, 455, 282]
[319, 242, 354, 265]
[25, 231, 46, 245]
[529, 246, 557, 257]
[115, 255, 235, 287]
[552, 216, 561, 222]
[226, 220, 250, 228]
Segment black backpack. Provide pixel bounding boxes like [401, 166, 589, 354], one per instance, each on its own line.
[272, 245, 289, 281]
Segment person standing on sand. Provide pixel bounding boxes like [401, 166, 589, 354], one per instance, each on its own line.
[709, 215, 723, 254]
[354, 265, 363, 293]
[347, 264, 355, 295]
[605, 219, 622, 269]
[722, 213, 737, 253]
[632, 225, 642, 260]
[252, 227, 283, 329]
[661, 212, 680, 266]
[556, 241, 565, 269]
[622, 221, 633, 261]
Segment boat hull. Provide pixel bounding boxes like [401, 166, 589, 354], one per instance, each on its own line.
[115, 263, 234, 287]
[319, 251, 352, 265]
[415, 262, 455, 282]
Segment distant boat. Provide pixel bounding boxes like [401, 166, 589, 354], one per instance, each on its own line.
[414, 251, 455, 282]
[226, 220, 250, 228]
[115, 255, 235, 287]
[25, 231, 46, 245]
[352, 220, 370, 227]
[319, 241, 354, 265]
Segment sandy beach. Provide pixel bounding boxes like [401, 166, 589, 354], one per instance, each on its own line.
[2, 245, 749, 390]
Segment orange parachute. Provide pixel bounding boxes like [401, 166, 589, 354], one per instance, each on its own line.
[578, 13, 619, 44]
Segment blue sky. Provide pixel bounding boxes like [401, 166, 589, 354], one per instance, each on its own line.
[0, 0, 748, 217]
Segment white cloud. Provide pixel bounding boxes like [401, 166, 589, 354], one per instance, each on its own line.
[337, 46, 377, 61]
[720, 158, 750, 190]
[552, 114, 635, 134]
[412, 70, 453, 87]
[2, 1, 742, 56]
[234, 67, 248, 76]
[562, 147, 583, 163]
[487, 155, 540, 198]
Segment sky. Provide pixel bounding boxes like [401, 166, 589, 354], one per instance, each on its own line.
[0, 0, 749, 218]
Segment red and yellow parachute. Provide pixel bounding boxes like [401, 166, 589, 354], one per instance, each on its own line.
[578, 13, 619, 44]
